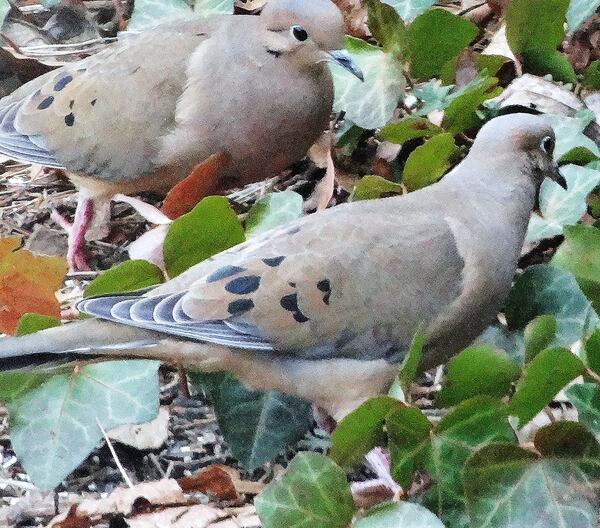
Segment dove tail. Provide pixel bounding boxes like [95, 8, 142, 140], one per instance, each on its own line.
[0, 319, 161, 371]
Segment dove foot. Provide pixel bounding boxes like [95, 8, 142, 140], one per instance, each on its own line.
[51, 197, 94, 271]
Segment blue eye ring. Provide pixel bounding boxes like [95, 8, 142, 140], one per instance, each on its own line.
[291, 25, 308, 42]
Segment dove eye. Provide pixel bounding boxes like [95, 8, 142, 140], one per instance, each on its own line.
[541, 136, 555, 155]
[291, 25, 308, 42]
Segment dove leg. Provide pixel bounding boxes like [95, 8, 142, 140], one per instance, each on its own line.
[56, 197, 93, 271]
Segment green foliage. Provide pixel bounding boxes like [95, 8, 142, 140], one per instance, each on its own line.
[402, 133, 457, 191]
[349, 175, 404, 201]
[255, 453, 354, 528]
[523, 314, 557, 362]
[435, 346, 520, 407]
[509, 347, 585, 427]
[552, 225, 600, 313]
[379, 117, 443, 144]
[128, 0, 194, 30]
[164, 196, 245, 278]
[5, 361, 160, 490]
[354, 502, 445, 527]
[567, 383, 600, 442]
[330, 396, 405, 468]
[505, 264, 599, 344]
[406, 9, 478, 81]
[190, 372, 312, 470]
[366, 0, 406, 54]
[566, 0, 600, 33]
[383, 0, 435, 23]
[16, 314, 60, 336]
[398, 326, 425, 393]
[84, 260, 164, 297]
[505, 0, 576, 83]
[333, 37, 405, 129]
[583, 60, 600, 88]
[584, 329, 600, 375]
[245, 191, 303, 235]
[193, 0, 233, 15]
[464, 435, 600, 528]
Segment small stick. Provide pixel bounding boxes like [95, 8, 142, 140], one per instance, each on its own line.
[96, 417, 133, 488]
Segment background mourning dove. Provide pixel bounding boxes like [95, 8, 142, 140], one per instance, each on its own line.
[0, 114, 566, 420]
[0, 0, 362, 271]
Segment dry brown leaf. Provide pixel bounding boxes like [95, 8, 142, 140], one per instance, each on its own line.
[179, 465, 239, 501]
[51, 505, 91, 528]
[0, 236, 67, 335]
[161, 153, 231, 220]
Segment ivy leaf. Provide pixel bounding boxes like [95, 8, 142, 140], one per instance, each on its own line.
[194, 0, 233, 15]
[84, 260, 164, 298]
[190, 373, 312, 470]
[567, 383, 600, 442]
[366, 0, 406, 54]
[354, 501, 445, 528]
[379, 117, 443, 145]
[566, 0, 600, 33]
[398, 326, 425, 393]
[509, 347, 585, 427]
[382, 0, 435, 23]
[527, 164, 600, 242]
[4, 361, 160, 490]
[333, 37, 405, 130]
[583, 60, 600, 88]
[505, 0, 576, 83]
[552, 225, 600, 313]
[583, 329, 600, 375]
[255, 452, 354, 528]
[245, 191, 303, 235]
[523, 314, 557, 362]
[413, 81, 453, 116]
[406, 9, 478, 81]
[16, 314, 60, 337]
[548, 110, 600, 163]
[435, 346, 520, 408]
[164, 196, 245, 278]
[402, 133, 457, 191]
[464, 442, 600, 528]
[505, 264, 599, 344]
[128, 0, 194, 30]
[349, 175, 404, 202]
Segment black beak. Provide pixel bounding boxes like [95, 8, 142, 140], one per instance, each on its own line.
[550, 164, 568, 190]
[328, 50, 364, 82]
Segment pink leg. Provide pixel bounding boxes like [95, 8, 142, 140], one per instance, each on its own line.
[52, 197, 94, 271]
[351, 448, 402, 509]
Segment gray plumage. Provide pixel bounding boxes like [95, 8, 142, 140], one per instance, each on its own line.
[0, 114, 566, 419]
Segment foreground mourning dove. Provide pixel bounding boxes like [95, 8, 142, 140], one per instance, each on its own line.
[0, 0, 362, 271]
[0, 114, 566, 420]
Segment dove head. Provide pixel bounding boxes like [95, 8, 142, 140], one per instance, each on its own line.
[470, 113, 567, 190]
[261, 0, 364, 81]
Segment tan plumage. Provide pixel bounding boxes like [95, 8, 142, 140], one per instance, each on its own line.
[0, 0, 361, 270]
[0, 114, 567, 420]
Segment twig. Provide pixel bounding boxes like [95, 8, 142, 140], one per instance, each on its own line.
[96, 417, 133, 488]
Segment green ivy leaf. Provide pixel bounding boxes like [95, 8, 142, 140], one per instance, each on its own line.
[255, 452, 354, 528]
[583, 329, 600, 375]
[442, 75, 501, 134]
[6, 361, 160, 490]
[464, 442, 600, 528]
[534, 420, 600, 458]
[505, 0, 576, 83]
[440, 53, 508, 85]
[245, 191, 303, 236]
[567, 383, 600, 442]
[332, 37, 405, 129]
[413, 81, 453, 116]
[509, 347, 585, 427]
[330, 396, 405, 468]
[16, 314, 60, 337]
[84, 260, 164, 298]
[402, 133, 457, 191]
[523, 314, 557, 362]
[128, 0, 194, 30]
[398, 326, 425, 393]
[366, 0, 406, 54]
[349, 175, 404, 202]
[552, 225, 600, 313]
[379, 117, 444, 145]
[406, 9, 478, 80]
[190, 372, 312, 470]
[354, 501, 445, 528]
[164, 196, 245, 278]
[566, 0, 600, 33]
[193, 0, 233, 15]
[505, 264, 599, 344]
[435, 346, 520, 408]
[548, 110, 600, 163]
[382, 0, 435, 23]
[583, 60, 600, 88]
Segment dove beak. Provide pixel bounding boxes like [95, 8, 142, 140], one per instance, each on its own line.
[328, 50, 364, 81]
[549, 163, 568, 190]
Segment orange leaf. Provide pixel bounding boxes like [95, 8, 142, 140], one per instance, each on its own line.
[178, 465, 239, 500]
[0, 240, 67, 335]
[162, 153, 231, 220]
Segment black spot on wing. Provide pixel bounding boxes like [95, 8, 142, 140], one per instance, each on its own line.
[317, 279, 331, 305]
[228, 299, 254, 315]
[286, 226, 301, 235]
[64, 113, 75, 127]
[280, 293, 309, 323]
[206, 265, 245, 283]
[54, 75, 73, 91]
[37, 96, 54, 110]
[225, 275, 260, 295]
[262, 256, 285, 267]
[69, 99, 75, 110]
[91, 99, 97, 106]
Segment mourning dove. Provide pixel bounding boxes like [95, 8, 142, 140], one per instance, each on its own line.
[0, 114, 566, 420]
[0, 0, 362, 271]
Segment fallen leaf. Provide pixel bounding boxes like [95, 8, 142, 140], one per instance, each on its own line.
[179, 465, 239, 500]
[162, 153, 231, 220]
[0, 237, 67, 335]
[108, 407, 170, 451]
